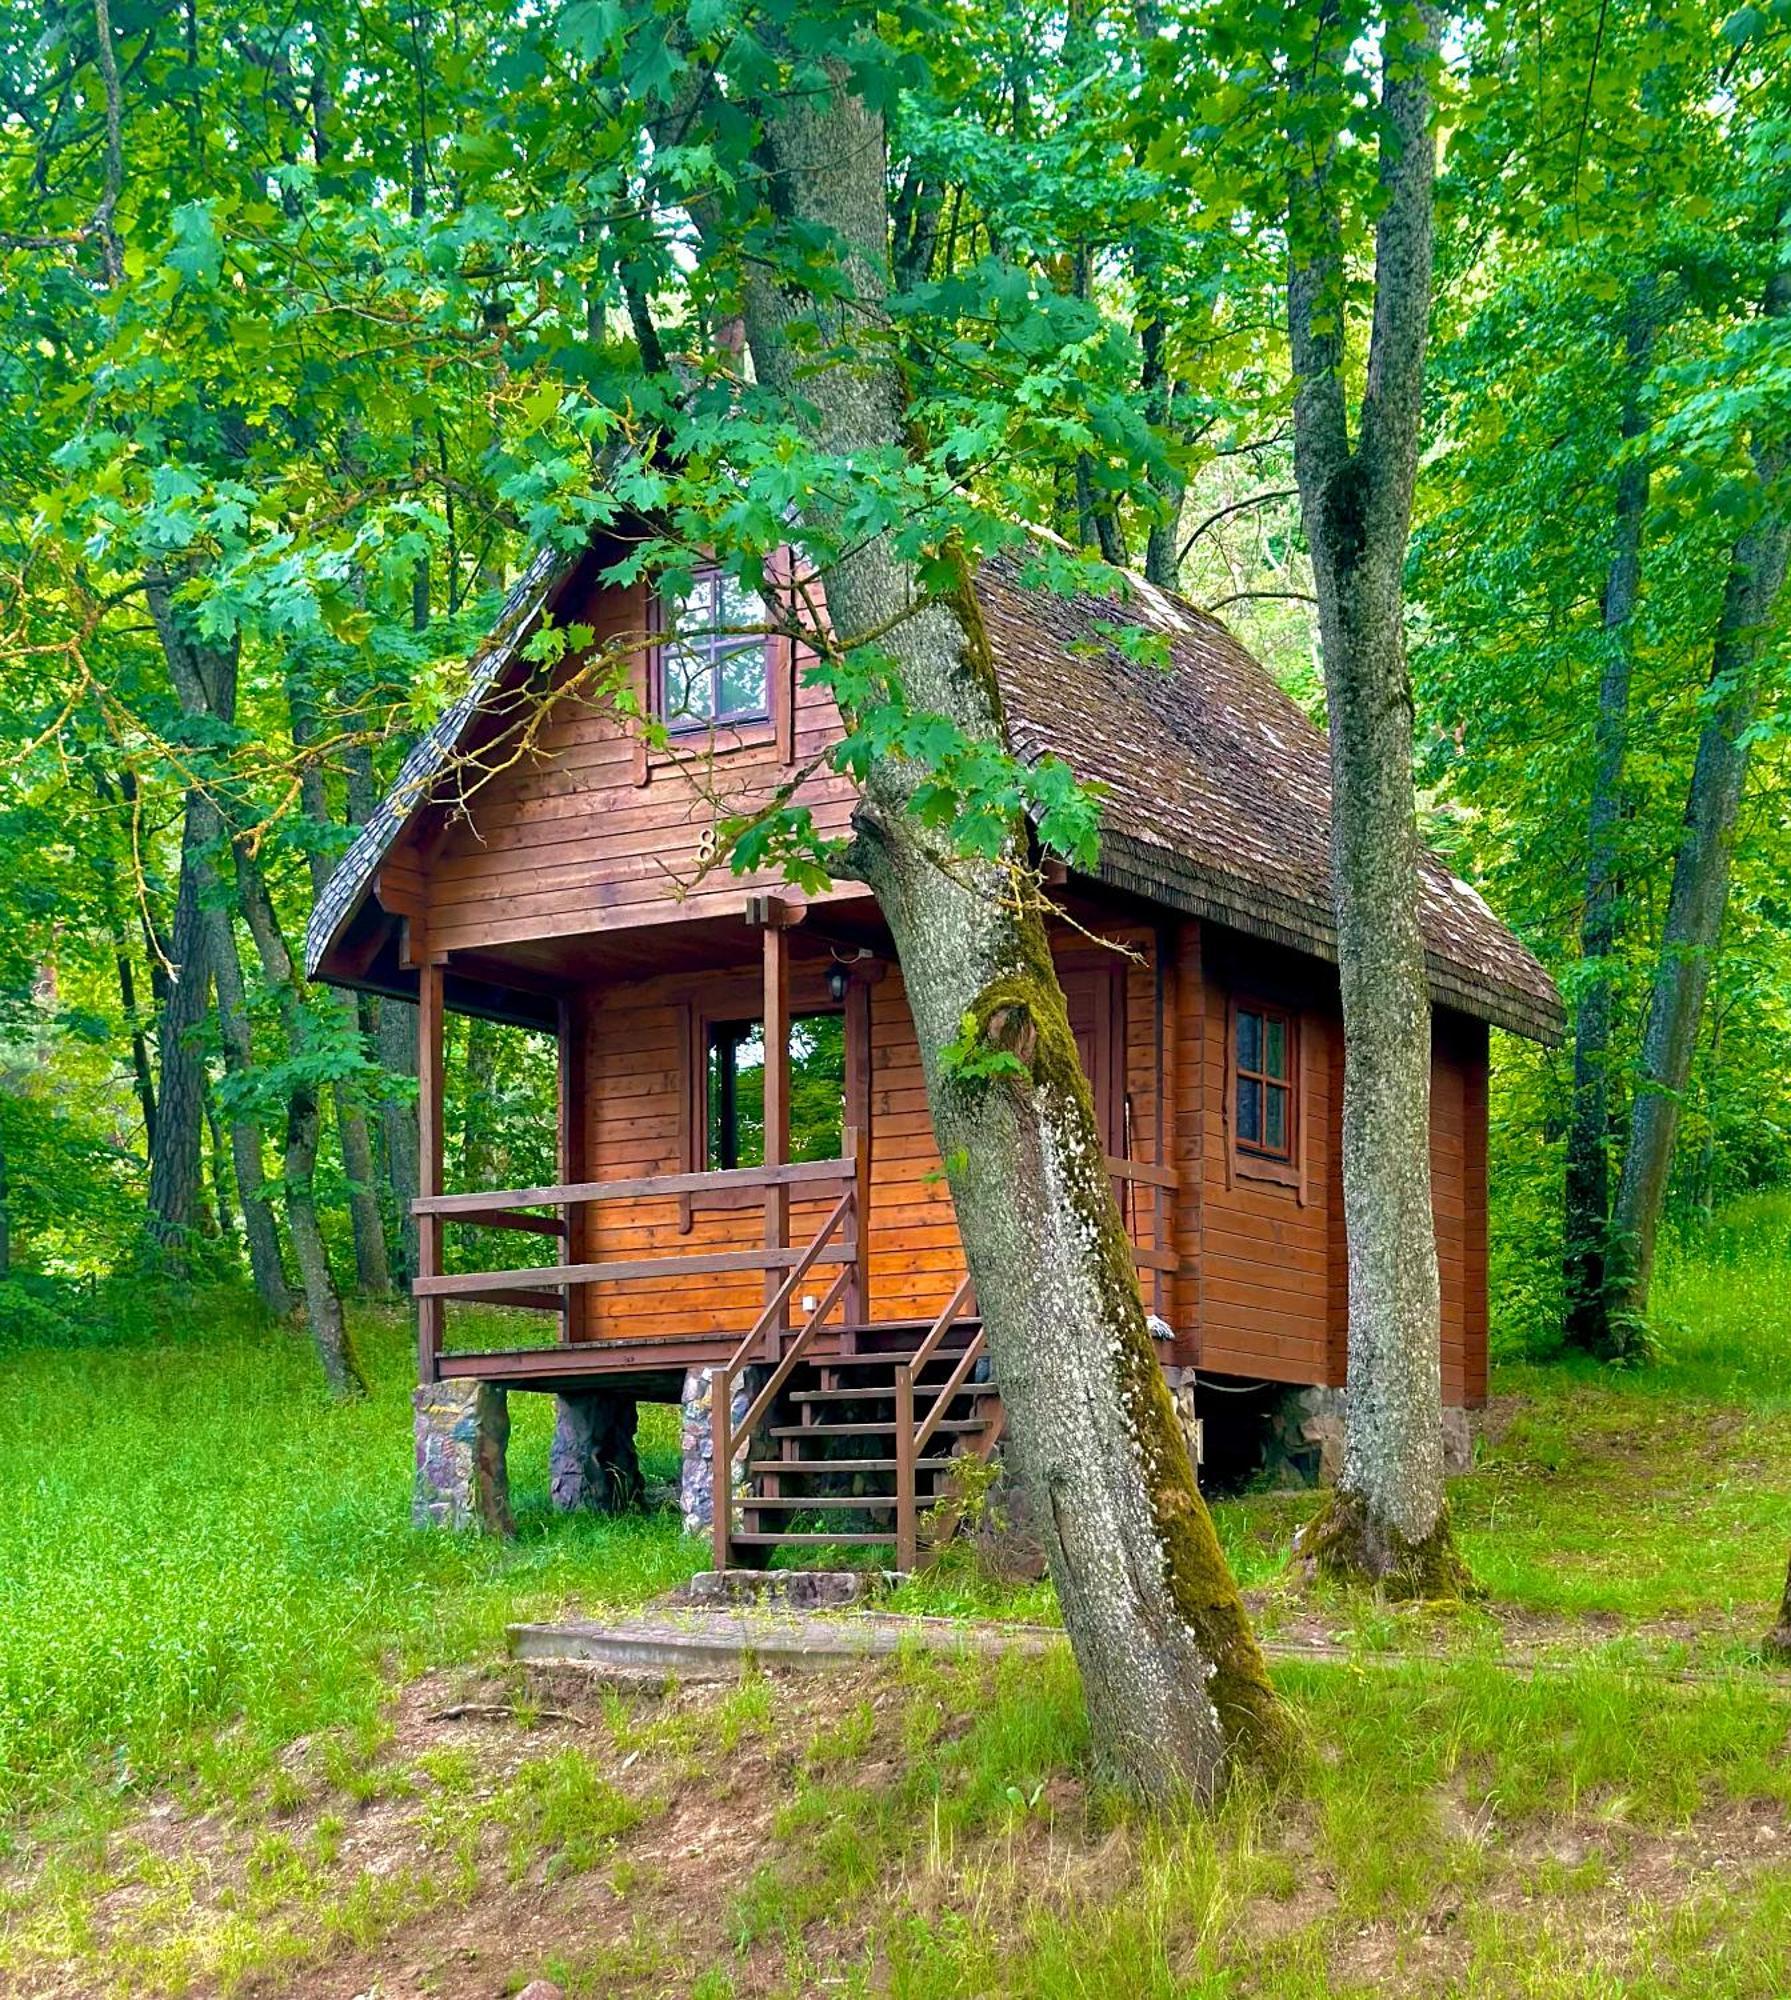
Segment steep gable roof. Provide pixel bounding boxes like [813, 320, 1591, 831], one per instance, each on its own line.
[305, 542, 1562, 1043]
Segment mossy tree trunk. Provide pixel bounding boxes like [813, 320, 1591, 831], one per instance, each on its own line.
[1285, 6, 1464, 1593]
[663, 45, 1287, 1803]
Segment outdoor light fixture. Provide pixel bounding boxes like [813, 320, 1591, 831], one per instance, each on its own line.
[826, 962, 851, 1003]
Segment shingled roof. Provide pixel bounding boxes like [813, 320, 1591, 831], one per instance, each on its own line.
[306, 541, 1563, 1044]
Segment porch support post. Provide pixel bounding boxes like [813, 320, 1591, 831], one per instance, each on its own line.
[558, 989, 591, 1346]
[843, 972, 872, 1336]
[414, 949, 445, 1386]
[759, 906, 791, 1355]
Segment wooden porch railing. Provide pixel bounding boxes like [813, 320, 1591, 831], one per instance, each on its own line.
[710, 1185, 859, 1568]
[893, 1273, 979, 1571]
[410, 1150, 862, 1383]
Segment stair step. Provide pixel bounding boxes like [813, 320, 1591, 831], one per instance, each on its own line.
[788, 1385, 992, 1405]
[767, 1418, 990, 1438]
[746, 1457, 956, 1475]
[727, 1532, 894, 1546]
[813, 1347, 979, 1371]
[742, 1494, 900, 1512]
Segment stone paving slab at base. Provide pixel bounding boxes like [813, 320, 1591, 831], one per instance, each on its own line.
[508, 1608, 1063, 1678]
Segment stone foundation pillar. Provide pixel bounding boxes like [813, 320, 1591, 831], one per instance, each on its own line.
[1264, 1386, 1473, 1489]
[679, 1365, 764, 1537]
[550, 1392, 644, 1513]
[413, 1379, 513, 1534]
[1160, 1365, 1203, 1478]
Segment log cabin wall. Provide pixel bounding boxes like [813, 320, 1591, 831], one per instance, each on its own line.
[411, 575, 862, 960]
[1190, 918, 1491, 1406]
[379, 552, 1489, 1393]
[559, 929, 1169, 1347]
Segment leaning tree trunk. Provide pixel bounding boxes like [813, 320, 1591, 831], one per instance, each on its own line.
[231, 841, 365, 1397]
[144, 789, 214, 1262]
[1605, 458, 1790, 1335]
[671, 50, 1287, 1801]
[1563, 287, 1657, 1356]
[1286, 5, 1462, 1592]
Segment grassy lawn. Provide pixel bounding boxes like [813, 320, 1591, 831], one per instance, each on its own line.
[2, 1201, 1789, 1995]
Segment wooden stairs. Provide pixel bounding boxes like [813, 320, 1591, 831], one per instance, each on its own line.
[712, 1253, 1005, 1570]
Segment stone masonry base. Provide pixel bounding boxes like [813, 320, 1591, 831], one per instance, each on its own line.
[412, 1379, 513, 1534]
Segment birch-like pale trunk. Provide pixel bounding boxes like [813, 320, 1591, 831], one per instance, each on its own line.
[667, 45, 1286, 1800]
[1286, 6, 1463, 1591]
[1562, 287, 1657, 1355]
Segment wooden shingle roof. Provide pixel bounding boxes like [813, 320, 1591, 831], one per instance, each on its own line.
[978, 549, 1563, 1043]
[306, 542, 1562, 1043]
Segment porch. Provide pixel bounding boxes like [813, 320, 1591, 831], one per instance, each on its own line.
[408, 900, 1184, 1399]
[405, 899, 1184, 1564]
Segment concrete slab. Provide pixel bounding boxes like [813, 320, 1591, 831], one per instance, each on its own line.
[508, 1607, 1064, 1678]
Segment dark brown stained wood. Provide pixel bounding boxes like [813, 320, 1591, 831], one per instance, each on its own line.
[761, 915, 792, 1341]
[416, 958, 445, 1384]
[560, 989, 592, 1344]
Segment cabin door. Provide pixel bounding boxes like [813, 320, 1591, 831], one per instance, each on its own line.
[1061, 965, 1125, 1157]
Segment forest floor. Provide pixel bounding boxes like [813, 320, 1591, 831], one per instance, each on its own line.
[3, 1196, 1791, 1997]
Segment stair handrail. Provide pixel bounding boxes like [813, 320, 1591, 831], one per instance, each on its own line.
[912, 1327, 989, 1457]
[710, 1187, 856, 1568]
[894, 1272, 983, 1571]
[906, 1271, 977, 1377]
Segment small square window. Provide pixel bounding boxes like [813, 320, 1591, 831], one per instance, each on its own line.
[659, 567, 770, 730]
[1234, 1003, 1295, 1165]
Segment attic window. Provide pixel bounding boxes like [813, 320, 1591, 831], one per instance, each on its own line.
[658, 566, 770, 730]
[1234, 1003, 1295, 1163]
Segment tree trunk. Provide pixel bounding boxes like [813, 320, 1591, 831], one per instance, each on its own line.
[1562, 288, 1657, 1355]
[347, 688, 420, 1287]
[148, 580, 360, 1392]
[206, 899, 298, 1318]
[231, 837, 366, 1397]
[144, 789, 214, 1262]
[1606, 445, 1790, 1336]
[293, 720, 392, 1296]
[1767, 1550, 1791, 1661]
[674, 50, 1287, 1801]
[203, 1082, 233, 1243]
[374, 995, 420, 1288]
[1286, 6, 1463, 1592]
[90, 772, 158, 1152]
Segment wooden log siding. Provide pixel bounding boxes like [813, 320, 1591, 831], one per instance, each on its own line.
[402, 579, 865, 960]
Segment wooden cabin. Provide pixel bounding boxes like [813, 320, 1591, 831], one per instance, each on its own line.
[307, 538, 1562, 1562]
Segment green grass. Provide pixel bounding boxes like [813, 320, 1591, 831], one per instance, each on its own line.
[4, 1199, 1791, 1994]
[0, 1294, 700, 1828]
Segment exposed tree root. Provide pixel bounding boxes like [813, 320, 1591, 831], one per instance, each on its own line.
[1296, 1488, 1472, 1601]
